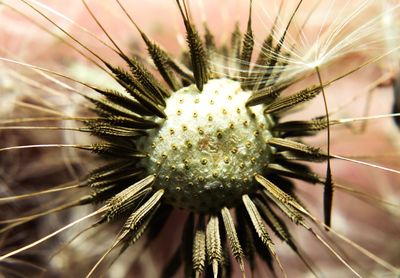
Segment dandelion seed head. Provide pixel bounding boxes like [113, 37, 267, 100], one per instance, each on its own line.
[0, 1, 399, 277]
[141, 78, 274, 212]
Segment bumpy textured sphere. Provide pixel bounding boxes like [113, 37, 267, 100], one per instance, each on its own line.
[140, 78, 274, 212]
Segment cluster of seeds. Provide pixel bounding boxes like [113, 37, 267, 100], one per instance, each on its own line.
[1, 0, 333, 276]
[5, 1, 399, 277]
[64, 1, 334, 276]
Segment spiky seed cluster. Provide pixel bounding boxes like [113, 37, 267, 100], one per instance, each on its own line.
[1, 1, 342, 276]
[70, 0, 334, 274]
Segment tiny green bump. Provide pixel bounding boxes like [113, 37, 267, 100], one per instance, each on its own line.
[224, 156, 230, 164]
[185, 140, 193, 148]
[201, 158, 208, 165]
[245, 141, 252, 148]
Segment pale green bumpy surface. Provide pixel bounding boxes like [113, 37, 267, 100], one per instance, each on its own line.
[140, 78, 274, 212]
